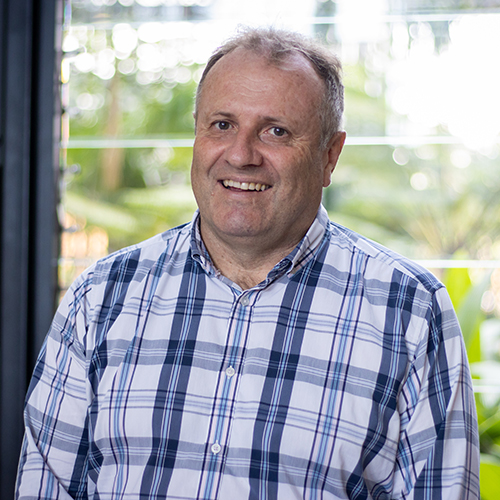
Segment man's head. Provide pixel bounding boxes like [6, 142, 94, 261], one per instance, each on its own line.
[195, 27, 344, 149]
[191, 27, 346, 268]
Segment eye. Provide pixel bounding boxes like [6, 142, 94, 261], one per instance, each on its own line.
[270, 127, 287, 137]
[215, 121, 231, 130]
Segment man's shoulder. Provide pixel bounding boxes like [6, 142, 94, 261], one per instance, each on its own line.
[325, 219, 443, 295]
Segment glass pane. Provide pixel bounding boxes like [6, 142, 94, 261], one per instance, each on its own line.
[62, 1, 500, 259]
[60, 0, 500, 491]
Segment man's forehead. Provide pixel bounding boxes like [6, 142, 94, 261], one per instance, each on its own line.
[202, 46, 323, 97]
[220, 46, 316, 76]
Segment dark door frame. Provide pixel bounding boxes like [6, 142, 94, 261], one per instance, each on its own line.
[0, 0, 62, 495]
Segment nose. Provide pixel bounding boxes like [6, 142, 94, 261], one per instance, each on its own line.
[223, 129, 263, 168]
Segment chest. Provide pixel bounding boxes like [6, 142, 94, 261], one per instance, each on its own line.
[86, 271, 409, 498]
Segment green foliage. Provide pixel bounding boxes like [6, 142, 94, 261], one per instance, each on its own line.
[445, 267, 472, 310]
[444, 266, 491, 361]
[326, 139, 500, 261]
[443, 269, 500, 497]
[65, 184, 197, 251]
[480, 456, 500, 500]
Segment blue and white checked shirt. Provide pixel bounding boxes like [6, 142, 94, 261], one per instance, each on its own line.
[17, 206, 479, 499]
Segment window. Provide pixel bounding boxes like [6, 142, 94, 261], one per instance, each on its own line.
[61, 2, 500, 494]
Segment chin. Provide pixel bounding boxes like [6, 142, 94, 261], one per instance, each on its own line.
[213, 216, 268, 239]
[219, 224, 265, 239]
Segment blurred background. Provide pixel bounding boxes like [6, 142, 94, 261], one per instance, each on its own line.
[1, 0, 500, 496]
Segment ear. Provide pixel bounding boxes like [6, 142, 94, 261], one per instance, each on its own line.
[322, 131, 346, 188]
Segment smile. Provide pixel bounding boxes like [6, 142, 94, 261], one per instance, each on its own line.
[222, 180, 270, 191]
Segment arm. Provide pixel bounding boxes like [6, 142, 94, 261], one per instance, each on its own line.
[16, 274, 93, 499]
[393, 286, 480, 499]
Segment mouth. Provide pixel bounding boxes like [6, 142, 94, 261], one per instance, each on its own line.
[222, 180, 271, 191]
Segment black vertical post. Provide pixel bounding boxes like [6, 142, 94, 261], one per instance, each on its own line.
[30, 0, 63, 364]
[0, 0, 61, 496]
[0, 0, 34, 494]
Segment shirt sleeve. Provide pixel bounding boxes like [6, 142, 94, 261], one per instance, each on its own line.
[16, 272, 93, 499]
[393, 286, 480, 499]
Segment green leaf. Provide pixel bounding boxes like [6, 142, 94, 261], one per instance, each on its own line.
[442, 267, 472, 310]
[479, 410, 500, 440]
[480, 455, 500, 500]
[454, 272, 491, 357]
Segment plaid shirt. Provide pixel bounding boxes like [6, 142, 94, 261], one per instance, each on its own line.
[16, 206, 479, 499]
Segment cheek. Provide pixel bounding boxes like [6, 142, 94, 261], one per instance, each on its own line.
[289, 167, 325, 207]
[191, 148, 212, 186]
[280, 154, 322, 190]
[193, 143, 226, 180]
[190, 159, 208, 204]
[190, 161, 200, 190]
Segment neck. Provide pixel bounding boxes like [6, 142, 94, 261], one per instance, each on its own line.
[199, 227, 301, 290]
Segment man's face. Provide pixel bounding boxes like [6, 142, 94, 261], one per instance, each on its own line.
[191, 48, 344, 254]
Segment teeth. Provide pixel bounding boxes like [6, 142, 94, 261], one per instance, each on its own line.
[222, 180, 269, 191]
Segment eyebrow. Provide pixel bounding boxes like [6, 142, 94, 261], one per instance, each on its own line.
[209, 111, 235, 119]
[209, 111, 289, 125]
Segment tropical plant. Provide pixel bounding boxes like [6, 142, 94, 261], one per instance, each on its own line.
[443, 266, 500, 500]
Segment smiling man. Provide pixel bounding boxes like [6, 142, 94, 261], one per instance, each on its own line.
[17, 28, 479, 499]
[191, 47, 345, 289]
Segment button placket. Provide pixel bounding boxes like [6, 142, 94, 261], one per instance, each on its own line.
[200, 289, 255, 498]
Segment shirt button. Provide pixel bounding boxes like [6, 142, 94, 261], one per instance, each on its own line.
[211, 442, 221, 455]
[240, 295, 250, 306]
[225, 366, 235, 378]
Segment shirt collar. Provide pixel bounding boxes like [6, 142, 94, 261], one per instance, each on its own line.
[190, 211, 214, 275]
[283, 204, 329, 276]
[190, 205, 329, 284]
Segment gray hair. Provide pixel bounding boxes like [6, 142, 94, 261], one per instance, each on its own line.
[195, 26, 344, 149]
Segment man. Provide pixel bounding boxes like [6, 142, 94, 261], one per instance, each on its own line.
[16, 27, 479, 499]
